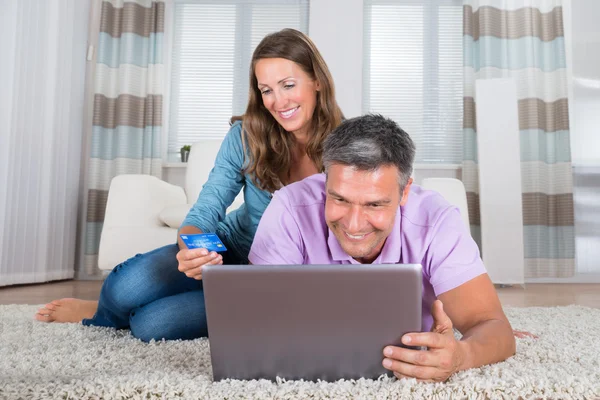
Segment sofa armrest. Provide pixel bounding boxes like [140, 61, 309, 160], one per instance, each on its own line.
[159, 203, 193, 229]
[158, 195, 245, 229]
[98, 226, 177, 270]
[103, 175, 187, 229]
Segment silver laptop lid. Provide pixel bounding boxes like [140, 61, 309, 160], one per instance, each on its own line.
[203, 263, 422, 382]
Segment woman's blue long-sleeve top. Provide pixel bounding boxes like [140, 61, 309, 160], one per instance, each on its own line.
[180, 121, 272, 261]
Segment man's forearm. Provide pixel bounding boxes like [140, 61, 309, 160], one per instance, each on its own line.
[457, 319, 516, 371]
[177, 225, 203, 249]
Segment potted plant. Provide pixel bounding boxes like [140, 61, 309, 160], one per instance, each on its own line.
[180, 145, 191, 162]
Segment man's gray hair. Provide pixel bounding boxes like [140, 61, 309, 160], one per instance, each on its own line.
[322, 114, 416, 189]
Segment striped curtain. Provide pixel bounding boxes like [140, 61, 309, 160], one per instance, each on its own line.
[83, 0, 164, 275]
[463, 0, 575, 278]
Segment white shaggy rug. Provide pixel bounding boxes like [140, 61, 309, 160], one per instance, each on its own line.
[1, 305, 599, 400]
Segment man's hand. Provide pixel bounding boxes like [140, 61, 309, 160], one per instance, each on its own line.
[176, 248, 223, 280]
[382, 300, 465, 382]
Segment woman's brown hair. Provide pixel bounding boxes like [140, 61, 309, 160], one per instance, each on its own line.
[232, 28, 343, 193]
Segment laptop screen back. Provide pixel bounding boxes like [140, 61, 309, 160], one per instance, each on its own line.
[203, 263, 422, 382]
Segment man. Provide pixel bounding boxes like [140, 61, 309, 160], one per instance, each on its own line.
[248, 114, 516, 382]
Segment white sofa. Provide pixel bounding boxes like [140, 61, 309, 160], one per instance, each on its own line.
[97, 148, 468, 272]
[97, 141, 244, 271]
[421, 177, 470, 229]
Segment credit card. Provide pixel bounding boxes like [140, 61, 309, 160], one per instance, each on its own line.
[180, 233, 228, 252]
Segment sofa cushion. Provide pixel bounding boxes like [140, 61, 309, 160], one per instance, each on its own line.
[159, 204, 193, 229]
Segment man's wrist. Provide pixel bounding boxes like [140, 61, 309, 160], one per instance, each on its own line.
[456, 339, 474, 372]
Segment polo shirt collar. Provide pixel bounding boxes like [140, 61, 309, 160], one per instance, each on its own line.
[327, 207, 402, 264]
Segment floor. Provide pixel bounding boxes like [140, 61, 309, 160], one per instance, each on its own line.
[0, 280, 599, 308]
[0, 280, 103, 305]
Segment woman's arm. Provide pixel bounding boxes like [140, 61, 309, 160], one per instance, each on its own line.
[180, 122, 246, 234]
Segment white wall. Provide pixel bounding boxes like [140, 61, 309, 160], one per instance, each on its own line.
[475, 79, 525, 284]
[566, 0, 600, 278]
[163, 166, 187, 188]
[309, 0, 364, 118]
[565, 0, 600, 167]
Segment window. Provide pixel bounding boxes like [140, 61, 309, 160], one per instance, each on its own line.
[363, 0, 463, 164]
[167, 0, 309, 154]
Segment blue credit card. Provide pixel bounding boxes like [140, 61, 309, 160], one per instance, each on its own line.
[180, 233, 228, 252]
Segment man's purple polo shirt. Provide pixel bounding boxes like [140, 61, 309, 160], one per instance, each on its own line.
[248, 173, 487, 331]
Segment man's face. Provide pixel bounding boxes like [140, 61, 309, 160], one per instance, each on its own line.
[325, 164, 412, 264]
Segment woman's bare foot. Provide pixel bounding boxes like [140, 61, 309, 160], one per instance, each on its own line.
[35, 298, 98, 323]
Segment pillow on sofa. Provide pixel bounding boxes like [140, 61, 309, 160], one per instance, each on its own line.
[158, 204, 193, 229]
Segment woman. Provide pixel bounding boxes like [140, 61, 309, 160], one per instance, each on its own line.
[35, 28, 344, 341]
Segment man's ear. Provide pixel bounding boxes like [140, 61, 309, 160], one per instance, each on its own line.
[399, 178, 413, 206]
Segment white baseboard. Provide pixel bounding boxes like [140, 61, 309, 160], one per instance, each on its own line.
[525, 273, 600, 283]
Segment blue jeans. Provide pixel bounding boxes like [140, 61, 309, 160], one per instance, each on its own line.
[83, 242, 243, 342]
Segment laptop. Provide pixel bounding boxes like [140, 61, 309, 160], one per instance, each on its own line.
[202, 263, 422, 382]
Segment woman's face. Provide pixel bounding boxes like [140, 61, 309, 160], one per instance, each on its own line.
[255, 57, 320, 138]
